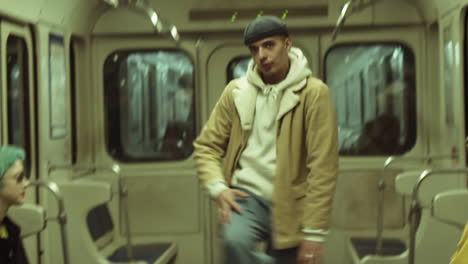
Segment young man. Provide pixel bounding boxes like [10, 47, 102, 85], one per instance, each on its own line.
[194, 15, 338, 264]
[0, 146, 30, 264]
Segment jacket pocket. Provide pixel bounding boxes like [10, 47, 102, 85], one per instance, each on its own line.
[292, 181, 307, 200]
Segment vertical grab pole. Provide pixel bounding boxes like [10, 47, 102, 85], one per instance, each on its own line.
[115, 164, 135, 261]
[375, 156, 395, 255]
[29, 181, 70, 264]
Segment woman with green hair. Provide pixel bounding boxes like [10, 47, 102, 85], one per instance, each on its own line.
[0, 146, 30, 264]
[450, 224, 468, 264]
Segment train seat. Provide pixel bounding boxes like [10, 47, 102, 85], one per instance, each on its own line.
[432, 189, 468, 228]
[348, 170, 462, 264]
[349, 238, 406, 259]
[433, 189, 468, 264]
[8, 203, 46, 238]
[60, 179, 176, 264]
[345, 170, 417, 264]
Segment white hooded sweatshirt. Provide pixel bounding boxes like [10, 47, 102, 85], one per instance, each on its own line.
[229, 47, 312, 200]
[206, 47, 311, 199]
[206, 47, 328, 241]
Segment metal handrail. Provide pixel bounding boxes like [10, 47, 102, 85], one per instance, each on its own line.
[331, 0, 424, 41]
[331, 0, 353, 40]
[102, 0, 180, 42]
[332, 0, 384, 41]
[48, 164, 134, 261]
[339, 168, 386, 172]
[375, 154, 454, 255]
[408, 169, 468, 264]
[28, 180, 69, 264]
[48, 163, 119, 177]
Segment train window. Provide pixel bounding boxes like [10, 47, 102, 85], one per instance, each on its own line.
[325, 44, 416, 156]
[104, 50, 195, 161]
[49, 35, 68, 139]
[6, 35, 30, 151]
[227, 56, 250, 82]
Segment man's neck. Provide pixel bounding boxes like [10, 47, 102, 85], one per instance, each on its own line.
[0, 202, 8, 223]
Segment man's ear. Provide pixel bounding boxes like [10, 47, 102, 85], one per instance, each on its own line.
[285, 37, 292, 51]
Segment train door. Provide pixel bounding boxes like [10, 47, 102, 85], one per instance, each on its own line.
[92, 22, 203, 262]
[32, 26, 74, 264]
[199, 37, 249, 263]
[437, 12, 467, 169]
[200, 32, 318, 262]
[434, 4, 468, 184]
[462, 7, 468, 168]
[0, 20, 39, 263]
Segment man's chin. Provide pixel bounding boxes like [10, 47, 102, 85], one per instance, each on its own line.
[260, 70, 276, 79]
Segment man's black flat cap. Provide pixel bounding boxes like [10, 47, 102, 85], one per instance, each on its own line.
[244, 16, 289, 45]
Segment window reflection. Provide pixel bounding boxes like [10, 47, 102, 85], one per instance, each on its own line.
[227, 56, 250, 82]
[326, 45, 416, 156]
[444, 27, 454, 125]
[7, 36, 29, 151]
[104, 51, 195, 161]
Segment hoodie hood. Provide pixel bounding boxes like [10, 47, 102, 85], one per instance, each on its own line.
[233, 47, 313, 130]
[246, 47, 312, 98]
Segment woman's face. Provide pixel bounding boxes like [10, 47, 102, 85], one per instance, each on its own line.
[0, 160, 29, 206]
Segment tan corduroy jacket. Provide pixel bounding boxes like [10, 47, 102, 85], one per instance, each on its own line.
[193, 76, 339, 249]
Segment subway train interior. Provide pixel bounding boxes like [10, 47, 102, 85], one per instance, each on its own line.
[1, 0, 468, 263]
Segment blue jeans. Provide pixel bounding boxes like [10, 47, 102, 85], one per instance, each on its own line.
[222, 189, 297, 264]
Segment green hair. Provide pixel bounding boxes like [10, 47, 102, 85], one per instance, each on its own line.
[0, 146, 25, 183]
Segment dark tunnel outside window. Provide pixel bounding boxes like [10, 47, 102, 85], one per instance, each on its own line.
[325, 44, 416, 156]
[104, 50, 195, 161]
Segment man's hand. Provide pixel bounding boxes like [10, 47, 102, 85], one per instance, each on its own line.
[297, 240, 324, 264]
[216, 189, 250, 224]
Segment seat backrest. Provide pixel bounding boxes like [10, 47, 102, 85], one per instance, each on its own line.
[432, 189, 468, 228]
[394, 170, 423, 196]
[393, 171, 466, 264]
[395, 170, 464, 207]
[8, 203, 46, 238]
[60, 179, 113, 264]
[87, 203, 115, 249]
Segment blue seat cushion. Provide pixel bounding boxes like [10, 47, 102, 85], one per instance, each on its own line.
[351, 237, 406, 259]
[107, 243, 172, 263]
[87, 204, 114, 241]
